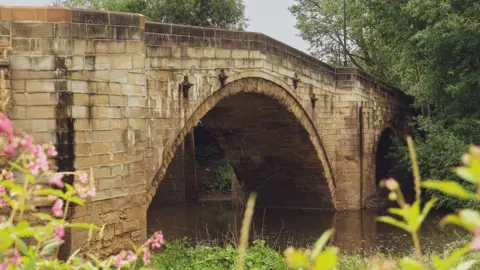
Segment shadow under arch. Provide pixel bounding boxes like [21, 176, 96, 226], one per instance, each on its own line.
[147, 74, 336, 209]
[374, 126, 397, 190]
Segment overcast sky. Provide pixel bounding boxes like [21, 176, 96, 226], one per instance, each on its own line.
[0, 0, 310, 52]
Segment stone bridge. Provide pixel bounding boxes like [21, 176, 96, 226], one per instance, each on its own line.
[0, 6, 412, 255]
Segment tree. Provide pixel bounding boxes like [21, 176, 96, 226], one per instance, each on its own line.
[291, 0, 480, 209]
[54, 0, 247, 29]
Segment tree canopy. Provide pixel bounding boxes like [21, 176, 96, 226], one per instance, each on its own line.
[54, 0, 247, 29]
[291, 0, 480, 209]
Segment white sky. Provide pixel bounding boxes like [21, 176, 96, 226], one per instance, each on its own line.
[0, 0, 310, 52]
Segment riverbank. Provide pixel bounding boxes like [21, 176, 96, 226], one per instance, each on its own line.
[147, 238, 479, 270]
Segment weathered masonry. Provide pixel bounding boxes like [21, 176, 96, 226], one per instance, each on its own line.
[0, 6, 413, 255]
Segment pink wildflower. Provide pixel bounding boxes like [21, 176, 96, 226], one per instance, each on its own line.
[52, 199, 64, 217]
[47, 144, 58, 157]
[9, 250, 20, 265]
[0, 199, 7, 207]
[471, 229, 480, 250]
[49, 174, 64, 188]
[151, 231, 164, 249]
[87, 187, 96, 197]
[114, 255, 125, 268]
[19, 135, 33, 150]
[27, 162, 40, 176]
[0, 186, 5, 196]
[0, 113, 13, 138]
[142, 247, 151, 265]
[54, 225, 65, 242]
[28, 150, 49, 175]
[79, 192, 87, 199]
[79, 172, 88, 184]
[3, 144, 15, 155]
[6, 172, 13, 179]
[126, 250, 137, 262]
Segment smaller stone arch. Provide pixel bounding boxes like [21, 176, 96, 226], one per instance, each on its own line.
[373, 126, 397, 188]
[146, 74, 336, 209]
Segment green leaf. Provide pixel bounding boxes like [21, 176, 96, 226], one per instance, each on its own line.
[453, 260, 477, 270]
[33, 213, 54, 221]
[400, 257, 423, 270]
[455, 167, 477, 184]
[440, 210, 480, 232]
[311, 229, 333, 259]
[388, 208, 405, 218]
[67, 223, 100, 230]
[431, 254, 446, 270]
[38, 188, 67, 200]
[17, 239, 29, 256]
[419, 198, 437, 223]
[312, 247, 338, 270]
[68, 196, 85, 206]
[406, 201, 421, 231]
[40, 240, 64, 256]
[24, 258, 36, 270]
[284, 249, 310, 269]
[0, 231, 13, 251]
[422, 180, 475, 199]
[377, 216, 409, 231]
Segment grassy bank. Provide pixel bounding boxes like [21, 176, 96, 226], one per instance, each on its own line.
[147, 239, 480, 270]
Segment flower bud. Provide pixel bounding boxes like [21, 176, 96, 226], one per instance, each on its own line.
[462, 153, 471, 166]
[470, 145, 480, 159]
[381, 178, 399, 191]
[388, 192, 397, 201]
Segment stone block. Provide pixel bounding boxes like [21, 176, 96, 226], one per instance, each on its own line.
[110, 70, 128, 83]
[25, 106, 55, 119]
[110, 55, 132, 69]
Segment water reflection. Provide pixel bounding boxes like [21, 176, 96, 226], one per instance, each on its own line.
[147, 201, 468, 256]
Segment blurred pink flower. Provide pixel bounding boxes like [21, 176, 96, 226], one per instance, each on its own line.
[0, 186, 5, 196]
[52, 199, 64, 217]
[9, 250, 20, 265]
[3, 144, 15, 155]
[55, 225, 65, 242]
[114, 255, 124, 268]
[47, 144, 58, 157]
[126, 250, 137, 262]
[6, 172, 13, 179]
[151, 231, 164, 249]
[49, 174, 64, 188]
[471, 229, 480, 250]
[79, 172, 88, 184]
[19, 135, 33, 150]
[142, 247, 151, 265]
[383, 178, 399, 191]
[87, 187, 96, 197]
[0, 113, 13, 137]
[0, 199, 7, 207]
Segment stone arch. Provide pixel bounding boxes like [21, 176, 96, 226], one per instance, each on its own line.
[146, 73, 336, 209]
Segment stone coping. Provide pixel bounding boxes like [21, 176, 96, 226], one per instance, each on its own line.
[0, 5, 145, 28]
[0, 5, 410, 102]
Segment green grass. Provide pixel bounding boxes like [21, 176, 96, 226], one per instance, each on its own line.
[147, 238, 480, 270]
[149, 239, 286, 270]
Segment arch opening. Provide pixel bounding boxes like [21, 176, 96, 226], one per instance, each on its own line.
[375, 128, 396, 189]
[148, 78, 335, 212]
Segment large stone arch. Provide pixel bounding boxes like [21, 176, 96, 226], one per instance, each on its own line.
[146, 74, 336, 209]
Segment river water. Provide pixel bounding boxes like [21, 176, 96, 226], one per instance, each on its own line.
[147, 201, 469, 256]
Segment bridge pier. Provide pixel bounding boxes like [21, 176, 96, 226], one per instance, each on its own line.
[153, 128, 198, 203]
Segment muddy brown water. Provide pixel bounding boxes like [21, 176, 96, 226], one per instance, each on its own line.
[147, 201, 469, 256]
